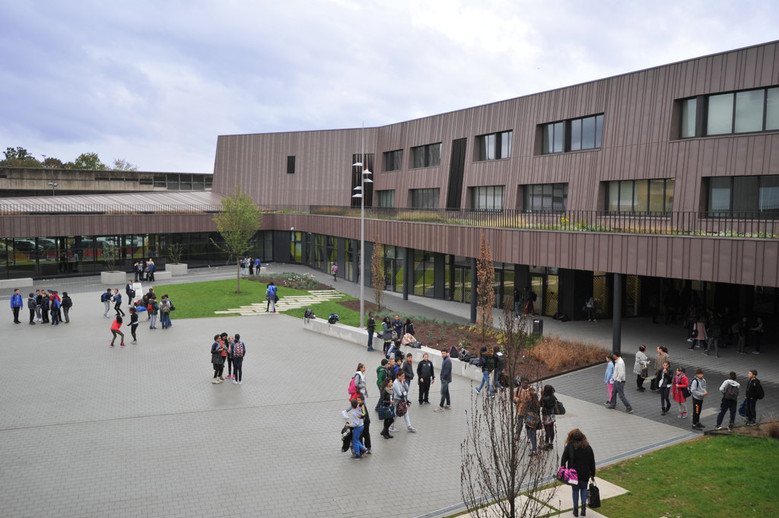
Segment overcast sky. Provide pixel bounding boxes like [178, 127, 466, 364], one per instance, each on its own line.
[1, 0, 777, 173]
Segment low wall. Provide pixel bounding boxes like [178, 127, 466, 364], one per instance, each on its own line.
[303, 318, 482, 382]
[0, 278, 34, 289]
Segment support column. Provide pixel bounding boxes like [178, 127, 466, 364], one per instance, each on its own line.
[612, 273, 623, 355]
[470, 257, 477, 324]
[403, 247, 413, 301]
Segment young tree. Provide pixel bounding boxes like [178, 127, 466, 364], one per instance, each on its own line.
[476, 231, 496, 340]
[112, 158, 138, 171]
[212, 187, 263, 293]
[371, 238, 385, 312]
[460, 303, 554, 518]
[67, 152, 107, 170]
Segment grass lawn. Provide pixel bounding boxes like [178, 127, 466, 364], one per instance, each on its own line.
[595, 434, 778, 518]
[154, 278, 362, 322]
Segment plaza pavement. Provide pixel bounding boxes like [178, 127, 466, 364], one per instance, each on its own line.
[1, 265, 776, 517]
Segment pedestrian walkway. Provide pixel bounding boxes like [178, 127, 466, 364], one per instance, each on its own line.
[214, 289, 342, 316]
[0, 264, 775, 517]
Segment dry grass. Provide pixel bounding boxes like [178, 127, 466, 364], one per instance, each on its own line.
[529, 335, 610, 371]
[766, 422, 779, 439]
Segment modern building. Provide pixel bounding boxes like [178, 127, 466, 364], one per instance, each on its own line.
[2, 41, 778, 323]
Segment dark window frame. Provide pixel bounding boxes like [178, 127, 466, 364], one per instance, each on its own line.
[383, 149, 403, 171]
[286, 156, 295, 174]
[679, 86, 779, 139]
[475, 130, 512, 161]
[410, 143, 442, 168]
[540, 114, 603, 155]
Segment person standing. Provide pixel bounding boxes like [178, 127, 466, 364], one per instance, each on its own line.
[232, 333, 246, 385]
[381, 317, 393, 356]
[391, 315, 403, 349]
[434, 349, 452, 412]
[417, 353, 434, 404]
[749, 318, 764, 355]
[715, 371, 740, 431]
[744, 370, 764, 425]
[254, 257, 261, 275]
[129, 307, 139, 344]
[654, 346, 670, 375]
[331, 262, 338, 281]
[524, 387, 541, 456]
[61, 291, 72, 323]
[112, 289, 124, 317]
[541, 385, 557, 451]
[402, 353, 415, 401]
[356, 394, 371, 455]
[109, 315, 125, 347]
[265, 282, 277, 313]
[603, 355, 614, 403]
[655, 361, 673, 415]
[514, 377, 533, 438]
[605, 352, 633, 413]
[211, 335, 226, 384]
[493, 346, 505, 390]
[366, 311, 376, 352]
[10, 288, 23, 324]
[690, 369, 708, 430]
[33, 289, 43, 322]
[50, 291, 61, 325]
[148, 298, 159, 329]
[672, 367, 689, 418]
[560, 429, 596, 517]
[133, 261, 141, 282]
[27, 292, 37, 325]
[248, 256, 254, 276]
[633, 345, 650, 391]
[39, 290, 49, 323]
[392, 371, 416, 433]
[159, 295, 173, 329]
[379, 377, 395, 439]
[585, 296, 596, 322]
[146, 258, 155, 282]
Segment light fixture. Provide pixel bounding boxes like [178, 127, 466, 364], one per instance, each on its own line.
[352, 162, 363, 167]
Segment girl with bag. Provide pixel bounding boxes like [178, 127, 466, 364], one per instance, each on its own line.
[672, 366, 689, 418]
[560, 428, 596, 517]
[541, 385, 557, 451]
[379, 378, 395, 439]
[210, 335, 226, 383]
[524, 386, 541, 456]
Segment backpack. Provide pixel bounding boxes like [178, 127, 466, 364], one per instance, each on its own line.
[328, 313, 339, 324]
[233, 341, 245, 358]
[448, 345, 459, 359]
[484, 354, 497, 372]
[348, 375, 357, 397]
[755, 380, 765, 400]
[724, 382, 739, 401]
[160, 302, 171, 314]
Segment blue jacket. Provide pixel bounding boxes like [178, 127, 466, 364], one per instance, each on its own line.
[604, 361, 614, 384]
[11, 293, 23, 308]
[440, 356, 452, 382]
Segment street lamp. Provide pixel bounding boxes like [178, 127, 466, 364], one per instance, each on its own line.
[351, 128, 372, 329]
[48, 182, 58, 196]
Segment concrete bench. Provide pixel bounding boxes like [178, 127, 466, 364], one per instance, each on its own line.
[153, 271, 173, 281]
[303, 319, 482, 382]
[0, 278, 34, 290]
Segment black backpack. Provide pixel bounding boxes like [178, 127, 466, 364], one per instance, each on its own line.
[328, 313, 339, 324]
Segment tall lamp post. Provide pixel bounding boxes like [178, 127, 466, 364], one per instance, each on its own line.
[351, 128, 372, 329]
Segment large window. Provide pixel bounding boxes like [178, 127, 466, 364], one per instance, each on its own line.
[376, 190, 395, 208]
[606, 179, 674, 214]
[524, 183, 568, 212]
[540, 114, 603, 154]
[680, 87, 779, 138]
[383, 149, 403, 171]
[707, 176, 779, 216]
[411, 143, 441, 168]
[410, 188, 439, 209]
[470, 186, 504, 211]
[476, 131, 512, 161]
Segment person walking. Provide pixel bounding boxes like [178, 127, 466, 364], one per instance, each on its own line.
[474, 346, 495, 397]
[540, 384, 557, 451]
[61, 291, 72, 323]
[27, 292, 37, 325]
[129, 307, 139, 344]
[560, 429, 596, 517]
[366, 311, 376, 351]
[417, 353, 434, 404]
[352, 363, 368, 400]
[125, 280, 135, 308]
[109, 315, 125, 347]
[513, 377, 533, 439]
[331, 263, 338, 281]
[603, 355, 614, 403]
[715, 371, 740, 431]
[744, 369, 764, 425]
[112, 289, 124, 317]
[265, 282, 277, 313]
[605, 352, 633, 413]
[231, 334, 246, 384]
[379, 377, 395, 439]
[434, 348, 452, 412]
[524, 387, 541, 456]
[392, 371, 416, 433]
[633, 345, 650, 391]
[655, 361, 673, 415]
[10, 288, 23, 324]
[690, 368, 708, 430]
[211, 335, 226, 384]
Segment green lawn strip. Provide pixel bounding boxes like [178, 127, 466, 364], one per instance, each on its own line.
[596, 435, 777, 518]
[154, 279, 329, 319]
[278, 297, 362, 326]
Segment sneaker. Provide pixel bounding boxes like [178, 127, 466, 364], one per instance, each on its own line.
[132, 340, 137, 344]
[727, 425, 734, 431]
[604, 404, 615, 409]
[238, 381, 242, 385]
[625, 408, 633, 414]
[120, 343, 125, 347]
[715, 426, 723, 430]
[212, 379, 219, 384]
[661, 410, 667, 416]
[444, 405, 451, 410]
[110, 343, 114, 347]
[474, 388, 481, 394]
[433, 407, 443, 412]
[682, 413, 688, 419]
[216, 378, 224, 384]
[389, 426, 397, 432]
[233, 380, 238, 384]
[407, 427, 416, 433]
[687, 338, 693, 342]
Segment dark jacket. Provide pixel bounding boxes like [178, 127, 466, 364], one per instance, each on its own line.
[367, 316, 375, 332]
[560, 444, 596, 484]
[402, 361, 414, 382]
[440, 356, 452, 382]
[211, 341, 225, 365]
[61, 295, 72, 308]
[417, 359, 434, 382]
[654, 368, 673, 388]
[541, 394, 557, 417]
[746, 378, 762, 400]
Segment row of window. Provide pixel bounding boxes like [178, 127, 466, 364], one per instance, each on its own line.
[708, 176, 779, 215]
[541, 114, 604, 155]
[680, 87, 779, 138]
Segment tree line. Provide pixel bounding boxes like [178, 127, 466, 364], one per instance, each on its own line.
[1, 146, 137, 171]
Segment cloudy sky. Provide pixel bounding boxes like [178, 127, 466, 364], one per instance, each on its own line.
[1, 0, 777, 173]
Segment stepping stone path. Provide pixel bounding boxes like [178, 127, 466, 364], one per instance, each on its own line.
[214, 289, 343, 316]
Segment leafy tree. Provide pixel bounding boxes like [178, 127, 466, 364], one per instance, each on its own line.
[371, 238, 385, 312]
[67, 152, 107, 170]
[112, 158, 138, 171]
[42, 157, 64, 168]
[1, 146, 41, 167]
[476, 231, 496, 340]
[212, 187, 263, 293]
[460, 303, 553, 518]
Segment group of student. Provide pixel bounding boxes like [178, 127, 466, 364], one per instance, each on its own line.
[105, 287, 175, 346]
[10, 288, 72, 325]
[210, 332, 247, 384]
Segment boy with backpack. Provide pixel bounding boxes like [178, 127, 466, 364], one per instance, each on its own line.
[690, 368, 708, 430]
[715, 371, 740, 431]
[744, 370, 764, 425]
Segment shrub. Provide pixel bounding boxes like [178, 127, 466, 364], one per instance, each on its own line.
[529, 336, 610, 371]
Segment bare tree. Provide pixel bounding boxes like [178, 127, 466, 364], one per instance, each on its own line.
[476, 231, 495, 340]
[461, 301, 556, 518]
[371, 238, 385, 312]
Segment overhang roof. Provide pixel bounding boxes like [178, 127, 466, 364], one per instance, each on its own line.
[0, 190, 225, 214]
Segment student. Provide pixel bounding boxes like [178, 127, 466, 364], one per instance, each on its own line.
[112, 288, 124, 317]
[366, 312, 376, 352]
[129, 307, 139, 344]
[10, 289, 23, 324]
[50, 291, 61, 325]
[61, 291, 73, 324]
[356, 394, 371, 455]
[33, 289, 43, 322]
[381, 317, 393, 356]
[265, 282, 277, 313]
[148, 298, 159, 329]
[392, 371, 416, 433]
[346, 399, 366, 458]
[231, 334, 246, 385]
[603, 355, 614, 403]
[159, 295, 173, 329]
[672, 367, 689, 418]
[715, 371, 740, 431]
[541, 385, 558, 450]
[110, 315, 125, 347]
[690, 368, 708, 430]
[27, 292, 37, 325]
[560, 429, 596, 517]
[744, 370, 764, 425]
[210, 335, 226, 383]
[655, 361, 673, 416]
[416, 353, 434, 405]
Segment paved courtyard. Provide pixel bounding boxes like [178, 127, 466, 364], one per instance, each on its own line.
[1, 268, 775, 517]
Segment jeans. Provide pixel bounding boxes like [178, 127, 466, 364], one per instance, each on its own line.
[63, 307, 70, 323]
[716, 398, 737, 427]
[746, 398, 757, 422]
[476, 370, 492, 396]
[351, 425, 365, 455]
[233, 357, 243, 382]
[572, 483, 588, 510]
[608, 381, 632, 410]
[161, 313, 172, 328]
[660, 385, 671, 412]
[104, 301, 111, 316]
[367, 330, 374, 349]
[439, 379, 450, 407]
[150, 314, 157, 328]
[526, 424, 537, 452]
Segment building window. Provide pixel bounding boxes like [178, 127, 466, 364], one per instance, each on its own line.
[680, 87, 779, 138]
[287, 156, 295, 174]
[411, 143, 441, 168]
[606, 179, 674, 214]
[706, 175, 779, 216]
[377, 190, 395, 208]
[524, 183, 568, 212]
[410, 188, 439, 208]
[383, 149, 403, 171]
[476, 131, 512, 161]
[540, 114, 603, 154]
[470, 186, 504, 211]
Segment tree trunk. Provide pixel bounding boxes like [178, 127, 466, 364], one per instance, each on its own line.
[236, 259, 241, 294]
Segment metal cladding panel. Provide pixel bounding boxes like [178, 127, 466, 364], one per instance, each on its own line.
[0, 214, 217, 238]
